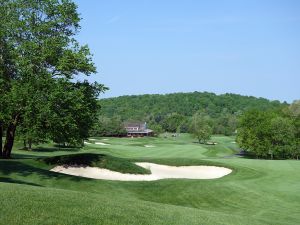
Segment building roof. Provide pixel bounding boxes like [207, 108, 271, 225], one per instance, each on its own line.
[124, 121, 153, 134]
[127, 129, 153, 134]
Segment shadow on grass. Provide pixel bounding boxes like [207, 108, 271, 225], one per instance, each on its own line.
[0, 177, 43, 187]
[192, 141, 217, 145]
[0, 160, 89, 184]
[33, 146, 81, 152]
[0, 153, 150, 186]
[11, 153, 41, 159]
[235, 151, 258, 159]
[53, 144, 83, 149]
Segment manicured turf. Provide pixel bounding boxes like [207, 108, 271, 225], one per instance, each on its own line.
[0, 134, 299, 225]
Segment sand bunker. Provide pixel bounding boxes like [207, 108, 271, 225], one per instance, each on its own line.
[95, 142, 110, 145]
[50, 162, 232, 181]
[84, 141, 91, 145]
[207, 142, 217, 145]
[144, 145, 155, 148]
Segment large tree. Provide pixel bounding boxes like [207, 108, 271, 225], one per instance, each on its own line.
[293, 116, 300, 160]
[286, 100, 300, 159]
[0, 0, 106, 158]
[237, 109, 298, 159]
[269, 117, 296, 159]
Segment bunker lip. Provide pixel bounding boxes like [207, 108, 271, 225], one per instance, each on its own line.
[50, 162, 232, 181]
[95, 142, 110, 145]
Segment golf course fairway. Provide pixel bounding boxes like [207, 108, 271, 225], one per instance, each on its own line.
[0, 135, 299, 225]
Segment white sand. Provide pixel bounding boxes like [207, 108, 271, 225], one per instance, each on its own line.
[50, 162, 232, 181]
[144, 145, 155, 148]
[102, 139, 109, 141]
[95, 142, 110, 145]
[84, 141, 91, 145]
[89, 138, 97, 141]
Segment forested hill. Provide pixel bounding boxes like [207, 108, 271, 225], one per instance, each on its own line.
[95, 92, 287, 136]
[99, 92, 285, 120]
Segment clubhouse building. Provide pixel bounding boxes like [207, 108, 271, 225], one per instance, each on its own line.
[124, 122, 154, 137]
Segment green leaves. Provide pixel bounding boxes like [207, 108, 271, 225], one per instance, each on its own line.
[162, 113, 185, 133]
[91, 116, 126, 137]
[189, 112, 213, 144]
[0, 0, 106, 156]
[99, 92, 285, 136]
[237, 109, 298, 159]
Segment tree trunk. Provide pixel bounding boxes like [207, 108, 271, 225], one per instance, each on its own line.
[28, 139, 32, 150]
[2, 115, 19, 159]
[23, 139, 27, 150]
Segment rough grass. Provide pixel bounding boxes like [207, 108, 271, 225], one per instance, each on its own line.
[0, 134, 299, 225]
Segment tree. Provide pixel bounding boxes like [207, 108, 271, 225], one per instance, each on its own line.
[162, 113, 185, 133]
[237, 109, 298, 159]
[214, 113, 237, 136]
[45, 80, 106, 146]
[98, 92, 284, 137]
[0, 8, 18, 156]
[286, 101, 300, 159]
[269, 117, 296, 159]
[293, 116, 300, 160]
[189, 113, 212, 144]
[0, 0, 106, 158]
[148, 123, 164, 135]
[288, 100, 300, 118]
[91, 116, 126, 137]
[237, 110, 275, 158]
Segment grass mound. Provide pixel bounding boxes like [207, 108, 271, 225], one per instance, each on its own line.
[43, 153, 150, 175]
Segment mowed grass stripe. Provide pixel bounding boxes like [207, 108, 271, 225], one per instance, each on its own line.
[0, 182, 262, 225]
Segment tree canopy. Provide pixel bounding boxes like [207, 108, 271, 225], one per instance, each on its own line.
[97, 92, 286, 136]
[189, 113, 213, 144]
[237, 102, 300, 159]
[0, 0, 106, 158]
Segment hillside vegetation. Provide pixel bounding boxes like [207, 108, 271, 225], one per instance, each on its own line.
[100, 92, 284, 119]
[96, 92, 286, 136]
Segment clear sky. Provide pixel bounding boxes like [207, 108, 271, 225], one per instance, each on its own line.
[74, 0, 300, 103]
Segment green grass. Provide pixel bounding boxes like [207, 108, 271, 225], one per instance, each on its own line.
[0, 134, 299, 225]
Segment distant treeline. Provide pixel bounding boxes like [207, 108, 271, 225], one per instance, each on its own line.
[93, 92, 286, 136]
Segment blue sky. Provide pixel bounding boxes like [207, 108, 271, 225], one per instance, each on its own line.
[74, 0, 300, 102]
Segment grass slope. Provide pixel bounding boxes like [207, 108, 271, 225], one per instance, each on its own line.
[1, 134, 300, 225]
